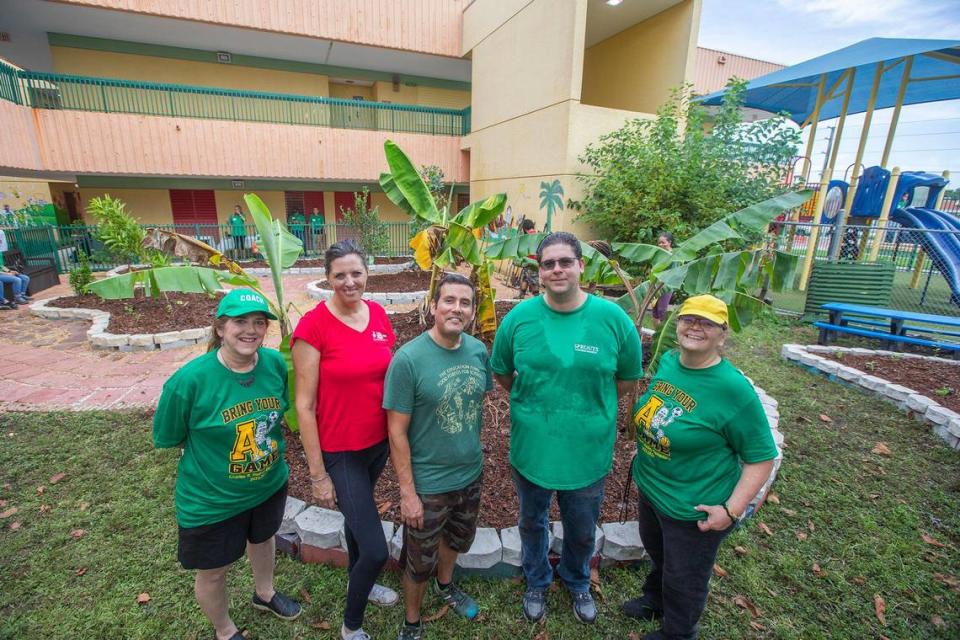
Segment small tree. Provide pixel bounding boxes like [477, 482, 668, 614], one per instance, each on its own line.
[68, 252, 93, 295]
[86, 195, 168, 270]
[570, 80, 801, 244]
[339, 188, 390, 258]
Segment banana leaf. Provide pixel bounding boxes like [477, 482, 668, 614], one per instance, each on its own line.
[485, 232, 547, 260]
[474, 260, 498, 337]
[452, 193, 507, 229]
[379, 172, 419, 220]
[410, 228, 435, 270]
[87, 265, 227, 299]
[244, 193, 302, 333]
[644, 307, 679, 376]
[441, 222, 483, 266]
[765, 250, 800, 292]
[611, 242, 672, 269]
[278, 334, 298, 431]
[383, 140, 441, 224]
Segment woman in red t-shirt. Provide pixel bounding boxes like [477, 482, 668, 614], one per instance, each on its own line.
[292, 240, 398, 640]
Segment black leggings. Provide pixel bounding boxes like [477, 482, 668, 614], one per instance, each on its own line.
[323, 440, 389, 630]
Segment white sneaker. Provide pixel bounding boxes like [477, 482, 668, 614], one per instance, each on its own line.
[368, 583, 399, 607]
[342, 625, 371, 640]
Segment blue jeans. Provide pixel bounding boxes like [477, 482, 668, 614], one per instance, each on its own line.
[511, 466, 605, 593]
[0, 271, 29, 299]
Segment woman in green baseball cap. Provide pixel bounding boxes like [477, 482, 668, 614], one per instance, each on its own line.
[153, 288, 302, 640]
[623, 294, 778, 639]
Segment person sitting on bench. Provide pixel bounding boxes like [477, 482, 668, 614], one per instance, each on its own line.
[0, 235, 32, 309]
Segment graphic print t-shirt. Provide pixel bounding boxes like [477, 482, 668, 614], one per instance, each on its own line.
[153, 348, 289, 528]
[383, 332, 493, 494]
[631, 350, 778, 521]
[490, 295, 644, 490]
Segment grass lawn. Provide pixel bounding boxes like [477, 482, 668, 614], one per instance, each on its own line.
[1, 316, 959, 639]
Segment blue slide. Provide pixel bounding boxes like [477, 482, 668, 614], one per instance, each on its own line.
[889, 207, 960, 305]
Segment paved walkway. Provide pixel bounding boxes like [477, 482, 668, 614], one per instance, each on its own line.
[0, 268, 521, 411]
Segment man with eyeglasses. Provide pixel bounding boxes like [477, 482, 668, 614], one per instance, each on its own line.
[491, 231, 643, 625]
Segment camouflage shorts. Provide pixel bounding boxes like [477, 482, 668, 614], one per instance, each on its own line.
[401, 474, 482, 583]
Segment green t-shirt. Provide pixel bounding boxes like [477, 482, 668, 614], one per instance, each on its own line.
[229, 213, 246, 237]
[310, 215, 325, 232]
[288, 213, 305, 230]
[491, 295, 644, 490]
[631, 350, 778, 521]
[383, 332, 493, 494]
[153, 348, 290, 528]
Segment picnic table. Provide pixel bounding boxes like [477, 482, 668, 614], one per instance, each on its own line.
[814, 302, 960, 354]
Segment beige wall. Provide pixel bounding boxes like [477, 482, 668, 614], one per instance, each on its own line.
[56, 0, 467, 58]
[75, 188, 172, 225]
[329, 83, 373, 101]
[581, 0, 699, 114]
[51, 47, 331, 96]
[0, 178, 53, 210]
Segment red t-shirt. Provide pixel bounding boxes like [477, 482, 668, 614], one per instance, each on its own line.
[292, 300, 396, 452]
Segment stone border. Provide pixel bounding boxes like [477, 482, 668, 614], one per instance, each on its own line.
[781, 343, 960, 450]
[277, 378, 784, 575]
[30, 296, 211, 352]
[105, 260, 414, 278]
[307, 282, 427, 305]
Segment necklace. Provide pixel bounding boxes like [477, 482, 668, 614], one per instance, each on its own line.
[218, 350, 258, 387]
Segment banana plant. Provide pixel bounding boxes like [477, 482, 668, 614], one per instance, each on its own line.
[379, 140, 506, 337]
[485, 190, 813, 375]
[86, 193, 304, 429]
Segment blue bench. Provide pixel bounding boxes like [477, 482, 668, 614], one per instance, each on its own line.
[816, 303, 960, 354]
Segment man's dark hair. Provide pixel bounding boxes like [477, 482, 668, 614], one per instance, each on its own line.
[658, 231, 674, 245]
[324, 239, 366, 274]
[536, 231, 582, 262]
[432, 272, 475, 304]
[520, 218, 535, 232]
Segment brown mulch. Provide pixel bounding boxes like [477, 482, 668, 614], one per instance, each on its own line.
[47, 292, 222, 334]
[238, 257, 411, 269]
[316, 269, 432, 293]
[833, 352, 960, 413]
[284, 301, 650, 528]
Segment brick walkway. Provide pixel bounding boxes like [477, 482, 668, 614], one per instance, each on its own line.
[0, 269, 522, 412]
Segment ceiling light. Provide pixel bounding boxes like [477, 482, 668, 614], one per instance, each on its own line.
[606, 0, 623, 6]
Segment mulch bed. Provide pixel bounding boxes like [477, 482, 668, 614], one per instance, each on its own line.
[47, 292, 222, 334]
[316, 269, 432, 293]
[832, 352, 960, 413]
[238, 257, 411, 269]
[284, 301, 649, 528]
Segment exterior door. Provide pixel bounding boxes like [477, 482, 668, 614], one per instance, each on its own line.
[169, 189, 219, 242]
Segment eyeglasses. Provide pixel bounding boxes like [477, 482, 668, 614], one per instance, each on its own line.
[539, 257, 577, 270]
[677, 315, 723, 330]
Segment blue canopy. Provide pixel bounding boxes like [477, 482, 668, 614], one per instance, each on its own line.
[699, 38, 960, 124]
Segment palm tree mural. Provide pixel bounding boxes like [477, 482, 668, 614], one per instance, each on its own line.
[539, 179, 564, 233]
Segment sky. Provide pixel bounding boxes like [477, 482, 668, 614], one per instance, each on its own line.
[698, 0, 960, 180]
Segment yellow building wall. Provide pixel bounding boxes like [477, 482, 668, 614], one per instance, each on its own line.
[0, 178, 54, 210]
[369, 192, 408, 222]
[416, 87, 471, 109]
[581, 0, 699, 114]
[329, 83, 374, 101]
[50, 47, 330, 96]
[76, 188, 172, 225]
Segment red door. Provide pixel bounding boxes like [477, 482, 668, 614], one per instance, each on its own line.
[304, 191, 325, 218]
[169, 189, 219, 241]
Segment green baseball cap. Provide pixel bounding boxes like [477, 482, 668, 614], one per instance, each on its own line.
[216, 289, 277, 320]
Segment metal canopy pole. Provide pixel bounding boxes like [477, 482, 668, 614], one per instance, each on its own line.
[880, 56, 914, 168]
[787, 74, 828, 253]
[800, 68, 856, 291]
[842, 61, 885, 216]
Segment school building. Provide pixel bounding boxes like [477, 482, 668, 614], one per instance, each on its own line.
[0, 0, 777, 239]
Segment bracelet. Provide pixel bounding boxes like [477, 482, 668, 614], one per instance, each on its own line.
[722, 502, 739, 522]
[310, 473, 329, 485]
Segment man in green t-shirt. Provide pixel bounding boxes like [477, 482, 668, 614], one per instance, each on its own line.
[384, 272, 493, 640]
[491, 231, 643, 625]
[287, 210, 305, 246]
[228, 205, 247, 256]
[309, 207, 326, 253]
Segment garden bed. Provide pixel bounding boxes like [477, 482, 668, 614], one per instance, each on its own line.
[46, 292, 221, 334]
[238, 256, 411, 269]
[831, 352, 960, 413]
[315, 269, 431, 293]
[285, 301, 648, 528]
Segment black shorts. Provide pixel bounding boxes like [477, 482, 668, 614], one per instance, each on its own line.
[177, 482, 288, 570]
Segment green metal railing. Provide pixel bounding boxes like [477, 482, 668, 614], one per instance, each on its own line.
[2, 222, 415, 273]
[0, 62, 470, 136]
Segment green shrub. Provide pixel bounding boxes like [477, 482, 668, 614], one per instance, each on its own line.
[68, 252, 93, 295]
[86, 194, 168, 269]
[340, 187, 390, 258]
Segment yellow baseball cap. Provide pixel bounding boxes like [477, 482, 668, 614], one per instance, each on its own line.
[677, 294, 728, 326]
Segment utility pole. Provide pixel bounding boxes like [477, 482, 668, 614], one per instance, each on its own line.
[819, 125, 836, 180]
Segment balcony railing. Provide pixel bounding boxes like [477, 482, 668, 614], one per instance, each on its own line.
[0, 59, 470, 136]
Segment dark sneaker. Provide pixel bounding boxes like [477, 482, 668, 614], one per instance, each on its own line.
[214, 632, 246, 640]
[0, 302, 13, 311]
[572, 591, 597, 624]
[14, 296, 29, 305]
[252, 591, 303, 620]
[622, 595, 663, 621]
[434, 580, 478, 620]
[396, 621, 422, 640]
[522, 589, 546, 622]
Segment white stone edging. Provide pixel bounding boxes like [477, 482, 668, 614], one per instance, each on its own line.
[781, 343, 960, 450]
[30, 296, 212, 352]
[106, 260, 414, 278]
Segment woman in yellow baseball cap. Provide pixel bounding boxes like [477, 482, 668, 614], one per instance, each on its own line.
[623, 294, 777, 639]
